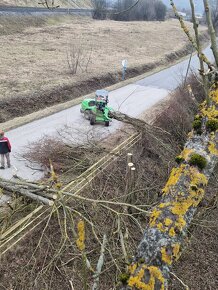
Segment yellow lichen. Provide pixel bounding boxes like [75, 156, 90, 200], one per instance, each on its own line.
[128, 263, 137, 274]
[76, 220, 85, 251]
[149, 209, 161, 227]
[157, 222, 165, 232]
[164, 218, 173, 226]
[208, 141, 218, 156]
[210, 88, 218, 104]
[159, 202, 171, 208]
[162, 165, 186, 194]
[128, 264, 165, 290]
[180, 148, 194, 160]
[161, 247, 172, 265]
[169, 227, 176, 237]
[171, 200, 193, 216]
[149, 266, 165, 288]
[201, 105, 218, 119]
[189, 167, 208, 187]
[172, 243, 181, 260]
[175, 216, 186, 231]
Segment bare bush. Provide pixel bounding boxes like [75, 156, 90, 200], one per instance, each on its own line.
[67, 42, 92, 75]
[155, 73, 205, 146]
[22, 135, 103, 176]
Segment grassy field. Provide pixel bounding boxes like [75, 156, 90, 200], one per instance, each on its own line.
[0, 15, 207, 122]
[0, 16, 206, 99]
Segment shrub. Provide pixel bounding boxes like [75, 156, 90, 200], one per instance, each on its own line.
[206, 119, 218, 132]
[189, 154, 207, 170]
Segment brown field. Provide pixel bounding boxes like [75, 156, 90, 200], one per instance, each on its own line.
[0, 16, 205, 100]
[0, 14, 207, 122]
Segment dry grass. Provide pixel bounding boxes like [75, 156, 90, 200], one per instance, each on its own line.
[0, 15, 207, 102]
[0, 0, 92, 7]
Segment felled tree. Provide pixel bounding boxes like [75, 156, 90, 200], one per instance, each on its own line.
[120, 1, 218, 289]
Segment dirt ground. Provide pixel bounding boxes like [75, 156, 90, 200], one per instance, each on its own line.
[0, 15, 207, 122]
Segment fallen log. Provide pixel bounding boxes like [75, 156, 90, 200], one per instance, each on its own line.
[121, 86, 218, 289]
[0, 178, 56, 206]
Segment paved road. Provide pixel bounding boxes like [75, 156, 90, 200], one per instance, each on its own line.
[0, 45, 214, 182]
[0, 6, 93, 15]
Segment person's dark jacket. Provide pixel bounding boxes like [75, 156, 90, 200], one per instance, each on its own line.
[0, 137, 11, 154]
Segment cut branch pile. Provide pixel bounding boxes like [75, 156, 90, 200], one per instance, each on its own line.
[120, 86, 218, 289]
[0, 178, 57, 206]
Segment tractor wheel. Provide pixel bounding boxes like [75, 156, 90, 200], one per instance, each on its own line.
[105, 121, 110, 127]
[84, 110, 91, 120]
[90, 116, 95, 125]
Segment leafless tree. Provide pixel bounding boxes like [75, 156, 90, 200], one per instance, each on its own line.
[67, 42, 93, 74]
[112, 0, 167, 21]
[91, 0, 107, 19]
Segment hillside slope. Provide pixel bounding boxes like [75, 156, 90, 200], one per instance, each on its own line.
[0, 0, 92, 8]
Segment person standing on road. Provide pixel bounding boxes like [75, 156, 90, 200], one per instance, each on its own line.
[0, 130, 11, 169]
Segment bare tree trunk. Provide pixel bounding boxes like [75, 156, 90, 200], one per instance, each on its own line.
[190, 0, 208, 100]
[203, 0, 218, 67]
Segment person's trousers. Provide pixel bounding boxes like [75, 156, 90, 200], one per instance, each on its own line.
[0, 153, 10, 168]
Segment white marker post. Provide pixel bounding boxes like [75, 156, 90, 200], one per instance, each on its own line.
[122, 59, 128, 80]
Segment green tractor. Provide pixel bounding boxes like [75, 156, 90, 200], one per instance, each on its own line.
[80, 90, 113, 126]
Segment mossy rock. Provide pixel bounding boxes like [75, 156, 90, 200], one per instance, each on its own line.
[206, 119, 218, 132]
[189, 154, 207, 170]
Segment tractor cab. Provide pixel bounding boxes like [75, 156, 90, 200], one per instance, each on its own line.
[95, 90, 108, 111]
[80, 89, 113, 127]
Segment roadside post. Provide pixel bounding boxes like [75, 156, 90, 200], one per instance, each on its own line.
[122, 59, 128, 80]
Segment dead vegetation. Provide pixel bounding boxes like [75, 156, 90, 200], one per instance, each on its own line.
[1, 74, 214, 290]
[22, 134, 105, 177]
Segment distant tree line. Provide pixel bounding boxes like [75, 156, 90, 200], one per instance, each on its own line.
[91, 0, 167, 21]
